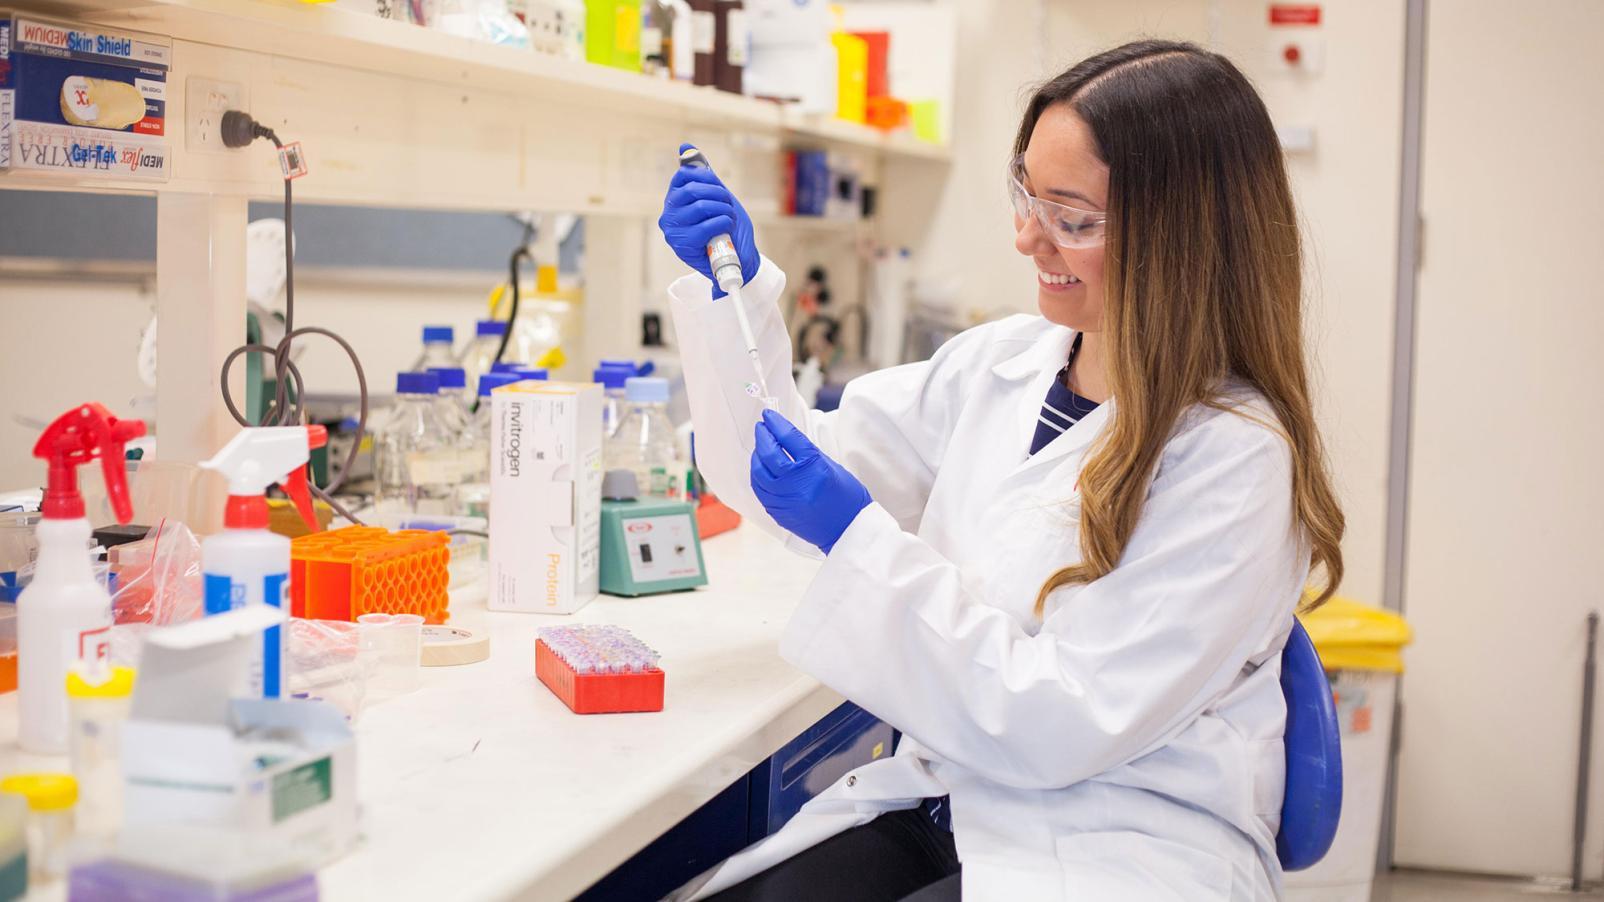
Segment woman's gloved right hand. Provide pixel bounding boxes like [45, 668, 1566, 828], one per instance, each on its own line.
[658, 144, 761, 297]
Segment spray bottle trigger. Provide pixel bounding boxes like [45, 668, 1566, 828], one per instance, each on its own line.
[100, 418, 145, 524]
[280, 465, 320, 534]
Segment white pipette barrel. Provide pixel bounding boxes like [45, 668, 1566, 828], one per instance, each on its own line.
[678, 147, 774, 407]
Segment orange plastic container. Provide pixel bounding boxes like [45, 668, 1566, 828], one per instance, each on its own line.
[291, 526, 451, 624]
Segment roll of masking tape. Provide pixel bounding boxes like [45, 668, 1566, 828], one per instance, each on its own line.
[421, 625, 489, 667]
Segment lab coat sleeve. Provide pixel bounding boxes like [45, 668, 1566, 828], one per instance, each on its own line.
[778, 420, 1306, 791]
[667, 258, 974, 550]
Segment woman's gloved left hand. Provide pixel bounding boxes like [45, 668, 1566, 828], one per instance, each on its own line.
[751, 409, 872, 555]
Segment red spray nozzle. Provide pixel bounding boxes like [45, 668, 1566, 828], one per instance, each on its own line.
[32, 403, 145, 522]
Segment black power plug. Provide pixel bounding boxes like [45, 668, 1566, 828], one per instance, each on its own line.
[220, 109, 279, 149]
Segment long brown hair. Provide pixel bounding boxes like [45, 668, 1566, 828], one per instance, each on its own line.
[1025, 40, 1345, 615]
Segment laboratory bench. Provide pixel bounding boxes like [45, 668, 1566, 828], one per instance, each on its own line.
[0, 523, 889, 901]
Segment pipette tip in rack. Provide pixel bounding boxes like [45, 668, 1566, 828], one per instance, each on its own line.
[535, 625, 664, 714]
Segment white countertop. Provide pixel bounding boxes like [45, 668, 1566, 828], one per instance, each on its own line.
[2, 524, 837, 901]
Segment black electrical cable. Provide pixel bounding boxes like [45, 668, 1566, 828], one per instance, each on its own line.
[218, 110, 368, 526]
[468, 241, 535, 416]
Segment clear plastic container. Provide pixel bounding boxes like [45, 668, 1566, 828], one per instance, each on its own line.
[65, 666, 135, 840]
[68, 825, 318, 902]
[427, 366, 473, 425]
[413, 325, 457, 372]
[594, 365, 631, 438]
[0, 603, 16, 694]
[457, 372, 520, 520]
[0, 773, 77, 882]
[606, 377, 678, 496]
[358, 613, 424, 698]
[462, 319, 509, 387]
[374, 372, 459, 517]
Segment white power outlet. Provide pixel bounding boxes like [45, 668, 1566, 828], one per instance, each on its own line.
[186, 77, 248, 153]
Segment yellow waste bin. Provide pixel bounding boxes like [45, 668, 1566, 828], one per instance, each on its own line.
[1285, 597, 1412, 902]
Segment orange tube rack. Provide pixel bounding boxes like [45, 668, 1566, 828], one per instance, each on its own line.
[290, 526, 450, 623]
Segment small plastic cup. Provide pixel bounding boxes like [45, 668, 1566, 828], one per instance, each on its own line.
[358, 613, 424, 697]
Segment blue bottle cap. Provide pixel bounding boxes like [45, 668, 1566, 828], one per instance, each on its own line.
[593, 367, 630, 389]
[512, 367, 548, 381]
[396, 371, 441, 395]
[422, 326, 454, 344]
[477, 372, 521, 397]
[625, 376, 670, 404]
[476, 320, 508, 337]
[428, 367, 467, 389]
[489, 362, 520, 374]
[599, 358, 639, 373]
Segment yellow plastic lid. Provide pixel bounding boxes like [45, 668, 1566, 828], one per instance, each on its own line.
[1301, 596, 1413, 673]
[65, 665, 136, 699]
[0, 774, 78, 812]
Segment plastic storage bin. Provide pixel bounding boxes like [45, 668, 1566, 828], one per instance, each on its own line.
[1284, 597, 1412, 902]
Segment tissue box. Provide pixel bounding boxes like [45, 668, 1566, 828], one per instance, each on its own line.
[489, 380, 603, 615]
[121, 608, 358, 867]
[0, 12, 171, 179]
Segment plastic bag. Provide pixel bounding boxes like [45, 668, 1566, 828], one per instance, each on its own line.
[108, 520, 204, 626]
[288, 618, 371, 721]
[431, 0, 530, 47]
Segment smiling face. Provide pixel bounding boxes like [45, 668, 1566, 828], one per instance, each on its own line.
[1014, 104, 1111, 332]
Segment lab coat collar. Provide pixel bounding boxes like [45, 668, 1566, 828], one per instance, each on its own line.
[990, 322, 1077, 383]
[989, 322, 1115, 484]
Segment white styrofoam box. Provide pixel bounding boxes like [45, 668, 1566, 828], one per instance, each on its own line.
[489, 380, 603, 615]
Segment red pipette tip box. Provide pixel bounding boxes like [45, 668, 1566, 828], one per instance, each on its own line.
[536, 640, 665, 714]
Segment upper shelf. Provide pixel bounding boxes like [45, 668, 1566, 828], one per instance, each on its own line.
[33, 0, 951, 163]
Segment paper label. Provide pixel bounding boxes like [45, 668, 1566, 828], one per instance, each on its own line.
[272, 756, 333, 823]
[725, 9, 748, 66]
[278, 141, 308, 181]
[0, 90, 13, 169]
[67, 622, 112, 667]
[692, 10, 715, 54]
[203, 570, 287, 698]
[624, 512, 703, 583]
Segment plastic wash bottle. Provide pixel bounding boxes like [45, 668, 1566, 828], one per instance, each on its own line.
[199, 425, 326, 699]
[20, 403, 144, 754]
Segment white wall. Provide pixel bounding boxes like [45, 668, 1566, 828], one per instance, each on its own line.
[1392, 1, 1604, 878]
[0, 272, 494, 489]
[909, 0, 1403, 606]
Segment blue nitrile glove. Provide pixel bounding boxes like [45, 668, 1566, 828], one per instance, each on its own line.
[751, 409, 872, 555]
[658, 143, 761, 298]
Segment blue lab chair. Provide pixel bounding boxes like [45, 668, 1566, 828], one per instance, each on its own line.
[1276, 617, 1343, 871]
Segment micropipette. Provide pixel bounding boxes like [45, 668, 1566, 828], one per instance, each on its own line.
[678, 146, 775, 409]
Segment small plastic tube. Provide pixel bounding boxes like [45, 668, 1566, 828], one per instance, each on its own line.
[65, 665, 135, 839]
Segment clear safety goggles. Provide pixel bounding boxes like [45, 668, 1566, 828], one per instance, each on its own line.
[1008, 155, 1108, 249]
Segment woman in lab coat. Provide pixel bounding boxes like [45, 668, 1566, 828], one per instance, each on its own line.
[657, 40, 1345, 902]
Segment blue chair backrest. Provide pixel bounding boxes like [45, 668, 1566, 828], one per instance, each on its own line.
[1277, 617, 1343, 871]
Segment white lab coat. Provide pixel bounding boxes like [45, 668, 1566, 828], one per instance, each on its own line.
[666, 258, 1308, 901]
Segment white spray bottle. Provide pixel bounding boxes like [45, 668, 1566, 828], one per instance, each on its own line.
[199, 425, 326, 699]
[20, 403, 144, 754]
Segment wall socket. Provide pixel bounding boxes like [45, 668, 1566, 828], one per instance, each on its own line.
[186, 77, 247, 153]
